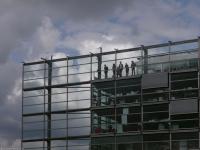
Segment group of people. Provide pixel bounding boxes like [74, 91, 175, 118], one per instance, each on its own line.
[104, 61, 136, 78]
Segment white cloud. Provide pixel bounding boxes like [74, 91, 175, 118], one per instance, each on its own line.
[36, 17, 60, 51]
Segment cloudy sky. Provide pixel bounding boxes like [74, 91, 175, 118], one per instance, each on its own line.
[1, 0, 200, 146]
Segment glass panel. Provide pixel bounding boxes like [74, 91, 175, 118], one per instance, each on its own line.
[143, 87, 168, 103]
[118, 143, 142, 150]
[92, 81, 114, 107]
[144, 133, 169, 141]
[68, 139, 90, 150]
[172, 132, 198, 140]
[23, 141, 46, 149]
[68, 111, 90, 136]
[172, 140, 198, 150]
[91, 137, 115, 150]
[170, 99, 198, 114]
[92, 108, 115, 134]
[171, 113, 199, 130]
[24, 63, 45, 72]
[170, 59, 198, 72]
[144, 142, 169, 150]
[116, 107, 141, 133]
[116, 78, 141, 105]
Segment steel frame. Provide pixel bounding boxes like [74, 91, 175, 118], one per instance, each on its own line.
[22, 37, 200, 150]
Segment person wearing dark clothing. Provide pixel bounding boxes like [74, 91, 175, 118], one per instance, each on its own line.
[119, 61, 123, 77]
[112, 63, 116, 77]
[125, 63, 129, 76]
[104, 64, 108, 78]
[131, 61, 136, 75]
[117, 66, 120, 77]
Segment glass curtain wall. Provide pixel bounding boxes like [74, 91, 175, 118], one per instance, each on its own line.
[22, 38, 200, 150]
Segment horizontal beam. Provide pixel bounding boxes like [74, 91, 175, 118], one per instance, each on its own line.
[22, 135, 90, 142]
[23, 107, 90, 117]
[23, 81, 91, 91]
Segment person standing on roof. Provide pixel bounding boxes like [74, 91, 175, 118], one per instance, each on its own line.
[104, 64, 108, 79]
[119, 61, 123, 77]
[131, 60, 136, 75]
[112, 63, 116, 77]
[125, 63, 129, 76]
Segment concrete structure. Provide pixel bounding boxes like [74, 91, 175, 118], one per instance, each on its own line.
[22, 38, 200, 150]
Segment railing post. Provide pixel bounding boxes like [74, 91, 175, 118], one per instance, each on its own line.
[47, 58, 52, 150]
[97, 47, 102, 79]
[141, 45, 148, 74]
[198, 37, 200, 148]
[198, 37, 200, 70]
[168, 41, 172, 72]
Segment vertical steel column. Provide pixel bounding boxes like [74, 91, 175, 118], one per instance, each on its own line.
[47, 59, 52, 150]
[97, 48, 102, 79]
[21, 64, 24, 150]
[43, 61, 47, 150]
[168, 41, 172, 72]
[141, 45, 148, 74]
[65, 57, 69, 150]
[198, 37, 200, 147]
[114, 49, 117, 150]
[198, 37, 200, 69]
[168, 41, 172, 150]
[140, 49, 144, 150]
[90, 53, 93, 81]
[90, 53, 92, 150]
[97, 49, 102, 128]
[198, 68, 200, 149]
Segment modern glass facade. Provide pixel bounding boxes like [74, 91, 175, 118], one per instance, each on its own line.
[22, 38, 200, 150]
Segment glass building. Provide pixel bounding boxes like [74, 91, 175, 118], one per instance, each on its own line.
[22, 38, 200, 150]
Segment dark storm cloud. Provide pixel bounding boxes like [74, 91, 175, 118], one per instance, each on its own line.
[0, 0, 133, 63]
[40, 0, 132, 20]
[0, 62, 21, 144]
[0, 102, 21, 142]
[0, 62, 20, 104]
[0, 0, 134, 145]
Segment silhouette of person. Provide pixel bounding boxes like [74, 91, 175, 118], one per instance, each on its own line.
[104, 64, 108, 78]
[112, 63, 116, 77]
[119, 61, 123, 77]
[131, 61, 136, 75]
[125, 63, 129, 76]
